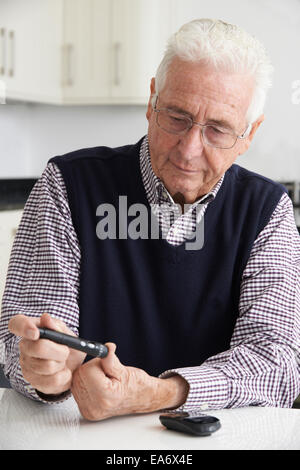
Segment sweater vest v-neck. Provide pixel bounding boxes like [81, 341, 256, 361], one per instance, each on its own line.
[49, 138, 286, 376]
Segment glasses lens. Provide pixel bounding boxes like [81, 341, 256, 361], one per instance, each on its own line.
[203, 126, 236, 149]
[156, 108, 237, 149]
[157, 109, 191, 134]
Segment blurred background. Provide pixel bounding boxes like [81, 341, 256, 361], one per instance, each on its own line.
[0, 0, 300, 298]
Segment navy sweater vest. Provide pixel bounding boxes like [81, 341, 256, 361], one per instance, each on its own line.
[49, 138, 286, 377]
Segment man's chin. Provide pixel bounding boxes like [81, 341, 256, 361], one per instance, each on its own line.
[167, 185, 203, 205]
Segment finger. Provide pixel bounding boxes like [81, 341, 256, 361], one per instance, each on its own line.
[20, 337, 70, 362]
[8, 313, 75, 341]
[20, 355, 66, 376]
[23, 367, 72, 395]
[40, 313, 76, 336]
[8, 314, 41, 340]
[100, 343, 125, 379]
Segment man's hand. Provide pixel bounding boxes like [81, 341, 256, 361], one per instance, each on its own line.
[71, 343, 189, 421]
[8, 313, 86, 396]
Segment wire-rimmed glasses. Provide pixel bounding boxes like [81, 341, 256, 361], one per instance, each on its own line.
[153, 97, 251, 149]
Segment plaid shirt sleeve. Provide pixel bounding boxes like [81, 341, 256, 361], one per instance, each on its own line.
[0, 163, 81, 403]
[161, 192, 300, 409]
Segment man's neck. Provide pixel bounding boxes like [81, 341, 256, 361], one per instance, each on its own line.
[171, 178, 220, 211]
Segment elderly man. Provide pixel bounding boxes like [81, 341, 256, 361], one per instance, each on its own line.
[1, 19, 299, 421]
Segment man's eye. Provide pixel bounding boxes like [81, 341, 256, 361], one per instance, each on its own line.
[169, 115, 186, 122]
[209, 126, 225, 134]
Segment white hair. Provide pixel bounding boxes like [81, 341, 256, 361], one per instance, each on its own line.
[152, 19, 274, 124]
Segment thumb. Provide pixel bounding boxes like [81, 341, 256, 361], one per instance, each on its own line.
[101, 343, 125, 379]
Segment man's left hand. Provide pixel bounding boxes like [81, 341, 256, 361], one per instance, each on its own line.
[71, 343, 189, 421]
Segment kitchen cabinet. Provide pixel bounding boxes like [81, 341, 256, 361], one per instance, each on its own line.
[62, 0, 111, 103]
[0, 0, 63, 103]
[110, 0, 171, 103]
[0, 0, 172, 105]
[0, 209, 23, 306]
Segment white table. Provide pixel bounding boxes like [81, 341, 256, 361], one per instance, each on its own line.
[0, 389, 299, 450]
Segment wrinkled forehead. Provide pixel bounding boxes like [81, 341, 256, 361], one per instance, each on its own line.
[160, 58, 255, 125]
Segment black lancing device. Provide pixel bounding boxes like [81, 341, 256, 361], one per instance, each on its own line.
[38, 327, 108, 358]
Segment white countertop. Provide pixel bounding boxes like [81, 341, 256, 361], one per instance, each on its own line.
[0, 389, 299, 450]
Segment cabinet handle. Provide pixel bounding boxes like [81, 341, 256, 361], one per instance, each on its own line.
[0, 28, 5, 76]
[114, 42, 121, 86]
[8, 30, 15, 77]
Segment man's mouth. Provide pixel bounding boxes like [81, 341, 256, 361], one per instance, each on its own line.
[170, 160, 199, 174]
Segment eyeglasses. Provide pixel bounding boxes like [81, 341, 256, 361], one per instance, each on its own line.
[153, 97, 251, 150]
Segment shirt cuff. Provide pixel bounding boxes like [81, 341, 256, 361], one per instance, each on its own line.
[35, 389, 72, 403]
[159, 365, 229, 411]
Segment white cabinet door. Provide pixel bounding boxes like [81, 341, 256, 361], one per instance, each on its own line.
[0, 0, 63, 103]
[0, 210, 23, 307]
[111, 0, 172, 103]
[62, 0, 111, 103]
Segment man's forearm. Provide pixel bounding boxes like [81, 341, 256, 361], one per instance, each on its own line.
[151, 374, 190, 412]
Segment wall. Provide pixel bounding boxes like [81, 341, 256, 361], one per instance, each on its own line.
[170, 0, 300, 181]
[0, 103, 148, 177]
[0, 0, 299, 181]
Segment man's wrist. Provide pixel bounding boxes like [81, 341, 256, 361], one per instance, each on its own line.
[157, 374, 189, 410]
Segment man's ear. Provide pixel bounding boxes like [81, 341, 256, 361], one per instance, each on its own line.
[146, 78, 156, 121]
[238, 114, 265, 155]
[248, 114, 265, 143]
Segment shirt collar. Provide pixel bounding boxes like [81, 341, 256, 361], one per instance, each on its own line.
[140, 135, 224, 208]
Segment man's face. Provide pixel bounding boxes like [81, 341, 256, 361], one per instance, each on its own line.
[146, 58, 263, 204]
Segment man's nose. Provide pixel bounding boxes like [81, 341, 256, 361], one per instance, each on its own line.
[177, 125, 205, 159]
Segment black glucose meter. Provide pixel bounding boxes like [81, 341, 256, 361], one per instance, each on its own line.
[159, 410, 221, 436]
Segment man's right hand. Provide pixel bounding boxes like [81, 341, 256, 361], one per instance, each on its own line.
[8, 312, 86, 396]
